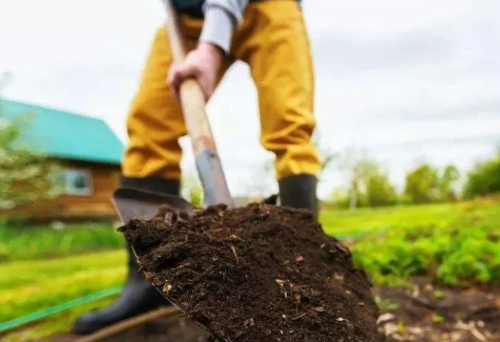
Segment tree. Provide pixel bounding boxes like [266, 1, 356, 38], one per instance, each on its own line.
[0, 113, 61, 209]
[1, 75, 61, 209]
[464, 148, 500, 199]
[404, 163, 460, 204]
[404, 164, 440, 204]
[366, 172, 398, 207]
[353, 159, 397, 207]
[329, 154, 397, 208]
[329, 147, 367, 210]
[439, 164, 460, 200]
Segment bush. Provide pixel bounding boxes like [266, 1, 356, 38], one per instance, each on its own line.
[329, 157, 398, 208]
[404, 164, 440, 204]
[0, 110, 61, 209]
[366, 173, 398, 207]
[404, 163, 460, 204]
[464, 148, 500, 198]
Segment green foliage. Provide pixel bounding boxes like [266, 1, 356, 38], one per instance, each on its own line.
[0, 221, 123, 262]
[404, 163, 460, 204]
[182, 172, 204, 206]
[331, 157, 397, 208]
[322, 198, 500, 286]
[464, 148, 500, 198]
[0, 111, 61, 209]
[374, 295, 399, 311]
[366, 172, 398, 207]
[328, 189, 351, 209]
[404, 164, 440, 203]
[433, 289, 444, 299]
[189, 187, 204, 206]
[432, 314, 445, 324]
[440, 165, 460, 200]
[321, 201, 458, 236]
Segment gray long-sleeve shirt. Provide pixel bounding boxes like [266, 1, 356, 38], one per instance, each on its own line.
[199, 0, 250, 54]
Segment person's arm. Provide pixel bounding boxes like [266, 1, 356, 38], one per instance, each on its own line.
[200, 0, 249, 54]
[168, 0, 249, 101]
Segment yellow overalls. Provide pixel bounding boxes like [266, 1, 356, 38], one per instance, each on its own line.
[122, 0, 321, 181]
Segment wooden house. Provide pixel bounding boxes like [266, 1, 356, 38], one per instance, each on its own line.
[0, 99, 124, 220]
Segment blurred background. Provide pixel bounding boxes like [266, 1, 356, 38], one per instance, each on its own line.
[1, 1, 500, 342]
[1, 0, 499, 199]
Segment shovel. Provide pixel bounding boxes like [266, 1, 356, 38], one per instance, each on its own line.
[112, 1, 234, 339]
[114, 0, 234, 224]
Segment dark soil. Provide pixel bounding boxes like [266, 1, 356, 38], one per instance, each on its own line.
[41, 316, 209, 342]
[376, 279, 500, 342]
[119, 202, 379, 342]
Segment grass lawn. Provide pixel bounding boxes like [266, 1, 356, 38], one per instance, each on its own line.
[0, 221, 124, 262]
[0, 297, 117, 342]
[0, 251, 126, 325]
[1, 198, 500, 341]
[322, 200, 472, 236]
[0, 220, 125, 339]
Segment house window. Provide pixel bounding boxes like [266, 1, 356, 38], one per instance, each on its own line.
[63, 169, 93, 196]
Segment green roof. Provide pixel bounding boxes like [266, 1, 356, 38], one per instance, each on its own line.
[0, 98, 124, 165]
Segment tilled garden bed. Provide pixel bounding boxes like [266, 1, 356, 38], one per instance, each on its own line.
[377, 279, 500, 342]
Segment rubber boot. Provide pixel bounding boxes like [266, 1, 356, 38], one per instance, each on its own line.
[278, 174, 318, 215]
[72, 176, 180, 335]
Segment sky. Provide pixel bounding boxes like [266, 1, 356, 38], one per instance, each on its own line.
[1, 0, 499, 198]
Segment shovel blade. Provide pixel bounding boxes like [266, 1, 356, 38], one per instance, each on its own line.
[112, 188, 194, 223]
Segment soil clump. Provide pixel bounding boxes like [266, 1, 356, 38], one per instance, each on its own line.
[120, 202, 379, 342]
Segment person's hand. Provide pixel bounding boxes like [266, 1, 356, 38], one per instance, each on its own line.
[168, 42, 223, 102]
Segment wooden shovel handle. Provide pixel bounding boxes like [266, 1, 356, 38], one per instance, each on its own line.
[162, 0, 233, 208]
[163, 0, 188, 61]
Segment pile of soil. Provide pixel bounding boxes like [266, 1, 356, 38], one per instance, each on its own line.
[120, 202, 379, 342]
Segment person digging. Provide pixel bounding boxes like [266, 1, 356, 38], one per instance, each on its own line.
[73, 0, 321, 335]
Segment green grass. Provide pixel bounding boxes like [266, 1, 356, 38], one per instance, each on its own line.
[320, 201, 462, 236]
[321, 197, 500, 286]
[0, 220, 124, 338]
[0, 250, 126, 323]
[0, 221, 124, 262]
[0, 297, 116, 342]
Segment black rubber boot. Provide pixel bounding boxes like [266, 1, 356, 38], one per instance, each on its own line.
[72, 176, 180, 335]
[278, 174, 318, 215]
